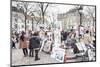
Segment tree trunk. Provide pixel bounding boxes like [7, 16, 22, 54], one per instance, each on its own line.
[25, 14, 27, 31]
[43, 13, 44, 24]
[32, 18, 34, 31]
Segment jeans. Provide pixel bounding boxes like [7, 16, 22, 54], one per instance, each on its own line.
[29, 49, 34, 57]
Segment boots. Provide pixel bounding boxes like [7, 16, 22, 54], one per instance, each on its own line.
[35, 50, 40, 61]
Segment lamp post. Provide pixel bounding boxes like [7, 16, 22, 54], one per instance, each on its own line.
[78, 6, 83, 41]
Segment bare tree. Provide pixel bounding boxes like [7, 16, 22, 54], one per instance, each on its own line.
[30, 12, 42, 31]
[26, 2, 49, 31]
[38, 3, 49, 24]
[14, 1, 49, 31]
[16, 1, 34, 31]
[48, 13, 56, 29]
[85, 6, 95, 27]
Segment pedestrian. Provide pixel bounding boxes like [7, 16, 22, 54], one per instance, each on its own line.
[83, 30, 92, 48]
[11, 32, 16, 48]
[29, 32, 41, 61]
[15, 31, 19, 43]
[79, 25, 84, 38]
[61, 30, 67, 42]
[29, 31, 34, 57]
[19, 31, 28, 57]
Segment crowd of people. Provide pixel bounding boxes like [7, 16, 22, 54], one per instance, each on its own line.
[11, 27, 54, 61]
[60, 26, 96, 56]
[11, 26, 96, 61]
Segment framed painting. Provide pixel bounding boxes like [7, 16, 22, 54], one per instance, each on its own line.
[10, 0, 96, 66]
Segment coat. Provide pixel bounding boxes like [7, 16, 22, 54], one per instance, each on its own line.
[19, 38, 27, 49]
[83, 33, 91, 45]
[29, 36, 41, 49]
[61, 31, 67, 41]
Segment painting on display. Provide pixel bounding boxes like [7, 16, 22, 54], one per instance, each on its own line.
[10, 0, 96, 66]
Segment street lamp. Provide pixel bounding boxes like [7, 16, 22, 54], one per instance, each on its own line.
[79, 6, 83, 25]
[78, 5, 83, 41]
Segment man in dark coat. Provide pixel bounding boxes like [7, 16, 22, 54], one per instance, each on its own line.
[61, 30, 67, 42]
[29, 32, 41, 61]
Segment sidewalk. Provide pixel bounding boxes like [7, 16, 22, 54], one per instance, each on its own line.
[11, 43, 84, 66]
[12, 43, 58, 66]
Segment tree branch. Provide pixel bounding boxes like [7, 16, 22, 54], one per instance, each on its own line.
[43, 3, 49, 13]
